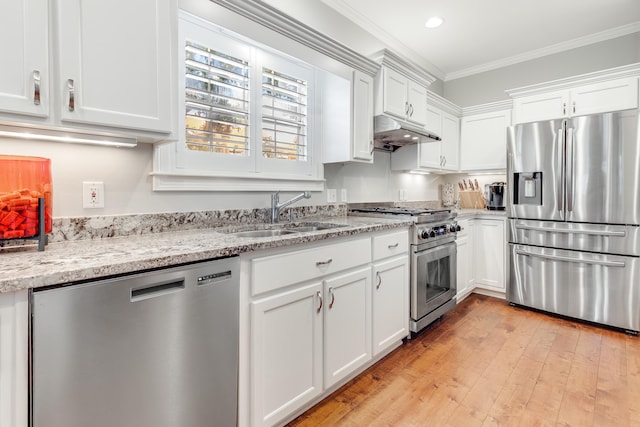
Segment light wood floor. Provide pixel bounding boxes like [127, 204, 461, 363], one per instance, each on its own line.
[288, 294, 640, 427]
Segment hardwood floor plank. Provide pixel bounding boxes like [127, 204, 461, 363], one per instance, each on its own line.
[287, 295, 639, 427]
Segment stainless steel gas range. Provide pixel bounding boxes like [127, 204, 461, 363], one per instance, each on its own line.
[349, 204, 461, 333]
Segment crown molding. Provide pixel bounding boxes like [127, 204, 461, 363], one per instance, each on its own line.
[446, 22, 640, 81]
[207, 0, 379, 76]
[371, 49, 437, 88]
[506, 62, 640, 98]
[462, 100, 513, 116]
[427, 91, 462, 116]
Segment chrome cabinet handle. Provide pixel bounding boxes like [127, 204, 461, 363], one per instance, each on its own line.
[562, 102, 566, 115]
[33, 70, 41, 105]
[67, 79, 75, 112]
[328, 287, 335, 309]
[515, 249, 625, 268]
[405, 102, 409, 115]
[387, 242, 399, 249]
[409, 104, 414, 117]
[316, 258, 333, 266]
[376, 271, 382, 290]
[369, 139, 374, 154]
[316, 291, 323, 313]
[442, 156, 446, 167]
[572, 101, 576, 114]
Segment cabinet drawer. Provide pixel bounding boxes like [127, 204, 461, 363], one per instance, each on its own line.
[251, 238, 372, 295]
[373, 230, 408, 261]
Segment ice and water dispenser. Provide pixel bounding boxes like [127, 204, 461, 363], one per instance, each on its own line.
[513, 172, 542, 205]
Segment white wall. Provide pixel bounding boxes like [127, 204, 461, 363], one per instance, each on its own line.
[325, 151, 443, 203]
[444, 33, 640, 107]
[0, 139, 327, 217]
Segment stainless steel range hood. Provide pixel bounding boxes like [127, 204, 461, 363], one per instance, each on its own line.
[373, 115, 441, 152]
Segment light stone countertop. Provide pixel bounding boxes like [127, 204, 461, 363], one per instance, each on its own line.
[0, 216, 412, 294]
[456, 208, 507, 220]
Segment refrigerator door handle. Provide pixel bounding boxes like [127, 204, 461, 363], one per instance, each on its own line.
[566, 126, 575, 212]
[515, 249, 625, 268]
[514, 223, 626, 237]
[557, 125, 565, 213]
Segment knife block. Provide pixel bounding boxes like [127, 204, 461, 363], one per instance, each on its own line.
[459, 190, 486, 209]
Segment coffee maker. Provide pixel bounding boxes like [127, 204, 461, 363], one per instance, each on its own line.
[484, 182, 506, 210]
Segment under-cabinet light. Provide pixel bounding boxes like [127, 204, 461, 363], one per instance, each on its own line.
[0, 123, 137, 148]
[408, 170, 431, 175]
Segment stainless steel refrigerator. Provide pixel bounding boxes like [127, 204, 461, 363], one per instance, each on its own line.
[507, 109, 640, 333]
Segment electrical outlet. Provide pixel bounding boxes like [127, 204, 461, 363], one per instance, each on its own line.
[83, 181, 104, 208]
[327, 189, 337, 203]
[340, 189, 348, 202]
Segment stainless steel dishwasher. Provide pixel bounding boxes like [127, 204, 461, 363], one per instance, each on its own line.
[30, 256, 240, 427]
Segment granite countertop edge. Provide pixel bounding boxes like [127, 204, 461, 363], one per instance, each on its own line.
[456, 208, 507, 219]
[0, 216, 412, 294]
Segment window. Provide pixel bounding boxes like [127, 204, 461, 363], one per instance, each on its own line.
[153, 12, 323, 191]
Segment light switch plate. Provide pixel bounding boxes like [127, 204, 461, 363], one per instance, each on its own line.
[340, 189, 348, 202]
[327, 189, 337, 203]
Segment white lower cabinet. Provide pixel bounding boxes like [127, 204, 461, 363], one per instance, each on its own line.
[372, 257, 408, 356]
[0, 290, 29, 427]
[473, 218, 506, 293]
[323, 267, 371, 388]
[251, 282, 323, 427]
[455, 219, 474, 302]
[245, 229, 409, 426]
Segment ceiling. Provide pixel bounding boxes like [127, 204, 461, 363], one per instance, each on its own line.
[321, 0, 640, 81]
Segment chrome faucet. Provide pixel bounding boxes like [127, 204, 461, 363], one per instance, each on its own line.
[271, 191, 311, 223]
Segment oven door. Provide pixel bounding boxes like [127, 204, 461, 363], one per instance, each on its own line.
[411, 241, 457, 322]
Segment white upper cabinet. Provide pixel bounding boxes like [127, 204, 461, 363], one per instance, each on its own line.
[460, 109, 511, 172]
[56, 0, 173, 133]
[0, 0, 49, 118]
[322, 69, 374, 164]
[0, 0, 174, 138]
[510, 69, 640, 124]
[377, 66, 428, 126]
[391, 93, 461, 172]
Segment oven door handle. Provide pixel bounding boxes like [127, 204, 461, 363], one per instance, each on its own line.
[515, 249, 625, 268]
[514, 223, 626, 237]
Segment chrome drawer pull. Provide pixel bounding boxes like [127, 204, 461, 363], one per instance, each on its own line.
[33, 70, 41, 105]
[387, 243, 399, 249]
[316, 258, 333, 266]
[328, 287, 335, 309]
[376, 271, 382, 290]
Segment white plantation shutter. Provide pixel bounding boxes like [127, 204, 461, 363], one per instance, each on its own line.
[261, 68, 308, 161]
[184, 41, 250, 156]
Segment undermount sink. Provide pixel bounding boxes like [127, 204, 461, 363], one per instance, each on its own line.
[231, 229, 298, 238]
[223, 222, 348, 238]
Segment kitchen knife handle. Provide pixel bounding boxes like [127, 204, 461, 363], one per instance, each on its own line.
[33, 70, 41, 105]
[316, 291, 323, 313]
[67, 79, 75, 112]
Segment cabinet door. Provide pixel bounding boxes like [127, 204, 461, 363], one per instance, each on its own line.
[352, 70, 374, 162]
[56, 0, 172, 133]
[419, 106, 443, 168]
[324, 267, 371, 388]
[474, 219, 505, 292]
[460, 109, 511, 171]
[251, 282, 323, 427]
[372, 256, 408, 356]
[571, 77, 639, 117]
[407, 80, 428, 126]
[382, 67, 409, 119]
[440, 112, 460, 171]
[0, 291, 29, 427]
[513, 90, 568, 124]
[456, 220, 474, 301]
[0, 0, 48, 118]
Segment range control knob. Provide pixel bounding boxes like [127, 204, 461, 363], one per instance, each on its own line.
[429, 230, 437, 238]
[449, 224, 458, 233]
[456, 224, 462, 232]
[420, 229, 430, 239]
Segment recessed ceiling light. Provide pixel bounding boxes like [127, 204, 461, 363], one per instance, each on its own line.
[425, 16, 444, 29]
